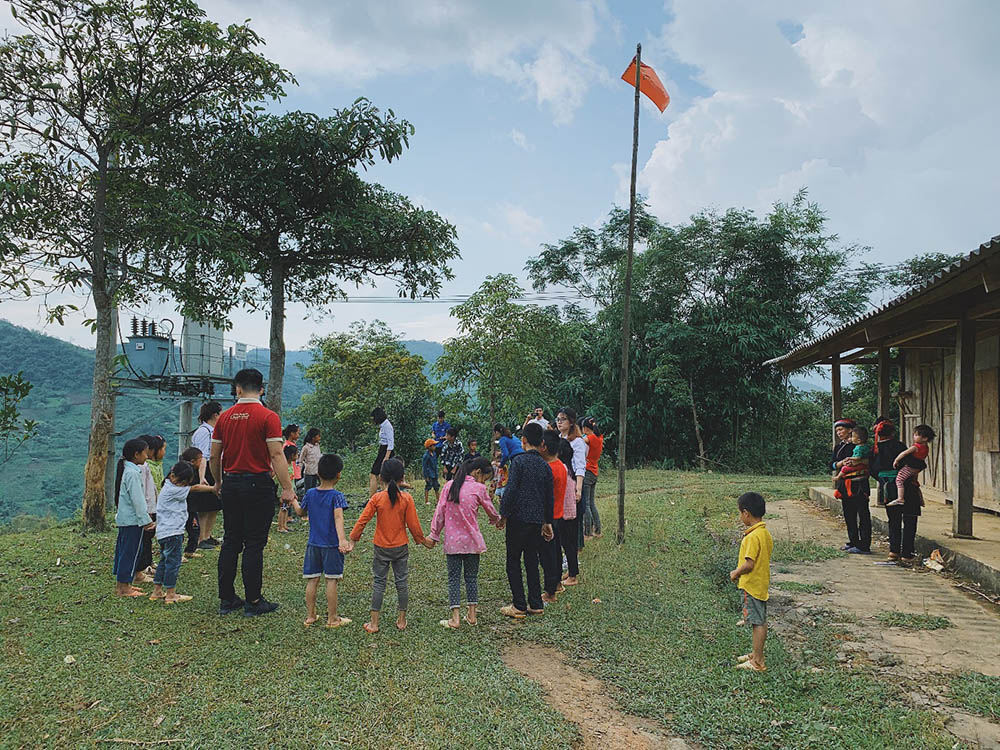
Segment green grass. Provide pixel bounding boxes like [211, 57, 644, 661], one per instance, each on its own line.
[875, 611, 953, 630]
[773, 539, 844, 563]
[775, 581, 827, 594]
[0, 470, 961, 749]
[949, 672, 1000, 720]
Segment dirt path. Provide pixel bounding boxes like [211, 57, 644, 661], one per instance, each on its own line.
[503, 644, 693, 750]
[768, 495, 1000, 748]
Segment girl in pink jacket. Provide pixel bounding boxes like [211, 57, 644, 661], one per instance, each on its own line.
[428, 456, 503, 628]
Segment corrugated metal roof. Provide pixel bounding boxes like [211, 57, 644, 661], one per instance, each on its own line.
[765, 234, 1000, 367]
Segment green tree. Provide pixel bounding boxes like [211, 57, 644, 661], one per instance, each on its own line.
[434, 274, 581, 435]
[884, 251, 964, 291]
[0, 0, 289, 528]
[177, 106, 459, 416]
[0, 372, 38, 465]
[295, 321, 439, 466]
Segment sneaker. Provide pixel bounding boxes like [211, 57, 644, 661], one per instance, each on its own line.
[243, 597, 280, 617]
[207, 537, 221, 546]
[840, 544, 852, 551]
[219, 597, 245, 615]
[197, 540, 216, 551]
[846, 547, 872, 555]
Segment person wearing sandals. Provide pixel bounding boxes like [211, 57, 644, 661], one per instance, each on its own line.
[350, 458, 434, 633]
[498, 422, 555, 619]
[149, 461, 216, 604]
[730, 492, 773, 673]
[428, 456, 503, 629]
[190, 401, 223, 550]
[112, 438, 153, 598]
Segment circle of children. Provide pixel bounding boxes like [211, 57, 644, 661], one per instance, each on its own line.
[110, 368, 612, 634]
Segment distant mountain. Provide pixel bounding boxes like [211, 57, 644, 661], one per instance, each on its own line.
[0, 320, 446, 522]
[790, 378, 828, 393]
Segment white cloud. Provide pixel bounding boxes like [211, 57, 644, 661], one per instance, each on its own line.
[641, 0, 1000, 259]
[200, 0, 608, 124]
[510, 128, 529, 151]
[498, 202, 545, 246]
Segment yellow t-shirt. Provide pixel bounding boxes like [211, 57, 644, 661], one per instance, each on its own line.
[737, 521, 773, 601]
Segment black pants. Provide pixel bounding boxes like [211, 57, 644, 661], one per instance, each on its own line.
[558, 517, 579, 577]
[138, 512, 157, 572]
[539, 523, 562, 596]
[217, 473, 275, 604]
[184, 508, 199, 554]
[505, 518, 543, 612]
[842, 491, 872, 552]
[886, 505, 918, 557]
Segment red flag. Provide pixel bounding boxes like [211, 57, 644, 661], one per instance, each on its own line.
[621, 57, 670, 112]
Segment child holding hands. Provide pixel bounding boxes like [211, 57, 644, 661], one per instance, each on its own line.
[149, 460, 216, 604]
[292, 453, 353, 628]
[730, 492, 773, 673]
[350, 458, 434, 633]
[428, 456, 503, 629]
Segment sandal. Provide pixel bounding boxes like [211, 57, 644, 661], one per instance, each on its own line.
[326, 617, 352, 629]
[363, 622, 379, 634]
[526, 606, 544, 615]
[463, 616, 478, 626]
[736, 653, 753, 663]
[735, 660, 766, 672]
[500, 605, 526, 619]
[164, 595, 193, 604]
[439, 619, 460, 629]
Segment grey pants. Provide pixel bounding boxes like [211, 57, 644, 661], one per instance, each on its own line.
[582, 471, 601, 535]
[446, 553, 480, 608]
[371, 544, 409, 612]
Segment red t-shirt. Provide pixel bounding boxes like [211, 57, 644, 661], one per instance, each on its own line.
[585, 434, 604, 476]
[212, 399, 283, 474]
[548, 459, 567, 520]
[912, 442, 929, 461]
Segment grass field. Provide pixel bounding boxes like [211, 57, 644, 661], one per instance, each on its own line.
[0, 470, 961, 749]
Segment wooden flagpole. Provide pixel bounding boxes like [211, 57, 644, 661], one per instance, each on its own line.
[617, 42, 641, 545]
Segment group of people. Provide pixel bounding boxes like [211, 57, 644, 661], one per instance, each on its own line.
[830, 416, 936, 561]
[110, 369, 613, 631]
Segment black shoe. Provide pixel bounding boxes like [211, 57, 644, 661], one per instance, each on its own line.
[197, 540, 215, 551]
[207, 537, 221, 546]
[243, 597, 279, 617]
[219, 597, 245, 615]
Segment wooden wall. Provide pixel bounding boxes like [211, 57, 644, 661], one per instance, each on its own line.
[901, 335, 1000, 513]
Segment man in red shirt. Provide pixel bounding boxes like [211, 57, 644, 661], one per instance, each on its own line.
[210, 368, 295, 617]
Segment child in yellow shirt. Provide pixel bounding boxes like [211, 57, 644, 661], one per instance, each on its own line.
[729, 492, 773, 672]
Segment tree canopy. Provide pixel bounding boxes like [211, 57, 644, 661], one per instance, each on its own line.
[0, 0, 290, 527]
[176, 104, 460, 415]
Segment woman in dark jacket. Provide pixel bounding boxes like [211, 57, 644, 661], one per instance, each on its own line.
[870, 419, 921, 561]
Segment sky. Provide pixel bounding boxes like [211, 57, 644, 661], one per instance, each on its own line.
[3, 0, 999, 356]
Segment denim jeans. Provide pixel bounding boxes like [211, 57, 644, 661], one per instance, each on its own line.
[582, 471, 600, 535]
[217, 472, 275, 603]
[154, 535, 183, 588]
[446, 553, 480, 607]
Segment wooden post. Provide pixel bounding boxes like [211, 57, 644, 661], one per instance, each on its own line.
[831, 353, 842, 448]
[877, 347, 891, 418]
[616, 42, 642, 545]
[952, 316, 975, 537]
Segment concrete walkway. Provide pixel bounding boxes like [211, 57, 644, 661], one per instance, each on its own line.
[809, 485, 1000, 596]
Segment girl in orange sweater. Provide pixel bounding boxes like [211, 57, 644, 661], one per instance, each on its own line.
[350, 458, 434, 633]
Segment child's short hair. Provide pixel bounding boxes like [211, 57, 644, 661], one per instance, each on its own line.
[446, 426, 458, 437]
[914, 424, 936, 440]
[180, 446, 202, 462]
[283, 444, 298, 461]
[437, 410, 446, 418]
[523, 422, 543, 447]
[468, 438, 478, 446]
[541, 429, 560, 457]
[168, 460, 196, 486]
[852, 426, 868, 442]
[318, 453, 343, 480]
[737, 492, 766, 518]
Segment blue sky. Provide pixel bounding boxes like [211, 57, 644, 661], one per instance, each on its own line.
[4, 0, 999, 358]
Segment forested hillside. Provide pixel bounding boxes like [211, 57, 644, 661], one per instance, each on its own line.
[0, 320, 443, 523]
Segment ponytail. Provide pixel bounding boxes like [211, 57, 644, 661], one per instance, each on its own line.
[116, 438, 149, 507]
[379, 457, 405, 506]
[446, 456, 493, 504]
